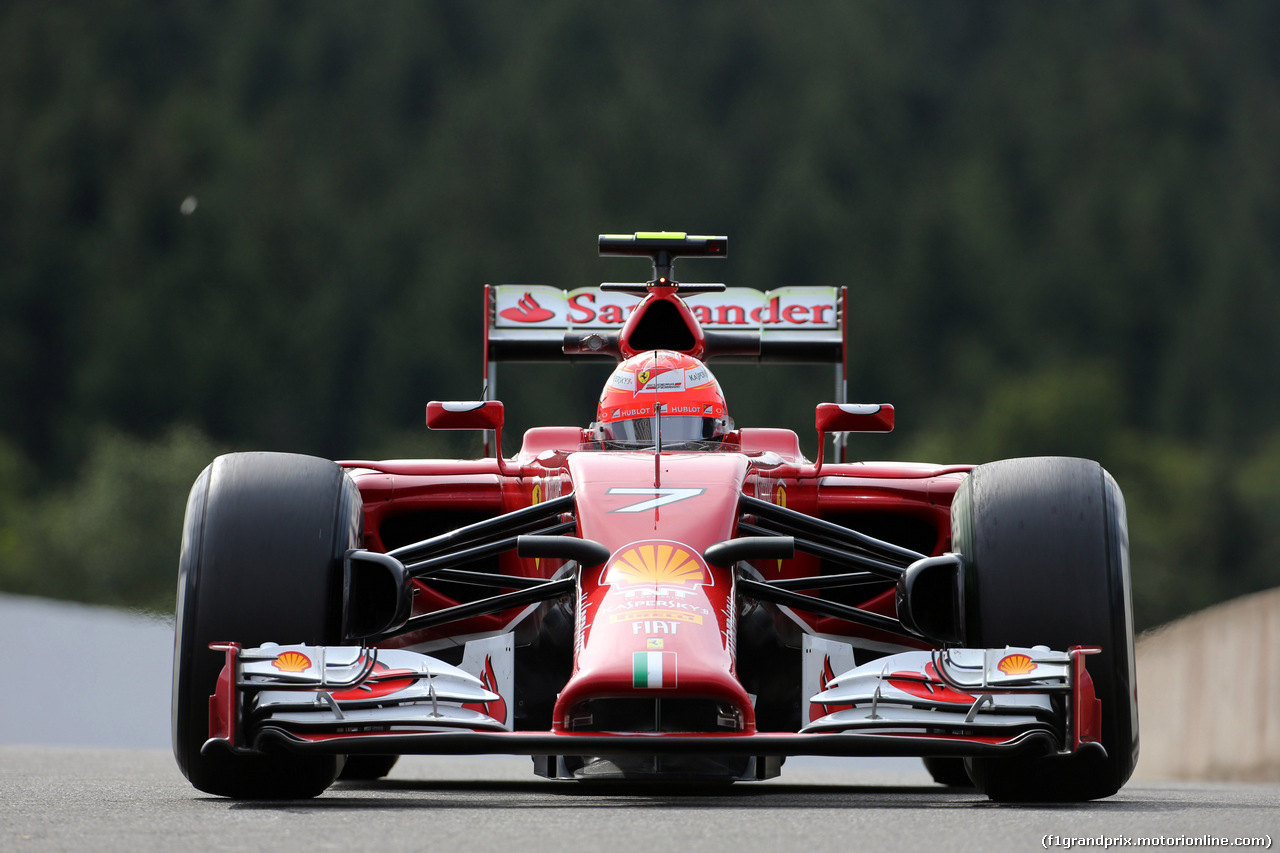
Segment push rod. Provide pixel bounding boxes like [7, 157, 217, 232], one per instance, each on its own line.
[738, 495, 924, 567]
[405, 520, 576, 578]
[388, 494, 576, 564]
[736, 521, 906, 581]
[737, 577, 907, 636]
[380, 576, 577, 641]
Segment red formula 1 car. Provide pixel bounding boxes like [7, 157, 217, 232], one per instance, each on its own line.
[172, 233, 1138, 802]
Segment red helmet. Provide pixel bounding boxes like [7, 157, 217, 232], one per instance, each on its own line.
[595, 350, 732, 448]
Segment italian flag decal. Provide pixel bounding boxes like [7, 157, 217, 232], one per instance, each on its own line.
[632, 651, 677, 689]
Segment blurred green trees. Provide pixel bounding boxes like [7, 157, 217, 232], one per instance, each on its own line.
[1, 1, 1278, 629]
[0, 425, 223, 610]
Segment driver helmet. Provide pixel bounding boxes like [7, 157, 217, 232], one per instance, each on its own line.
[594, 350, 733, 448]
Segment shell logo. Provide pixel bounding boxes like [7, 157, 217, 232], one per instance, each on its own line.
[997, 653, 1036, 675]
[605, 541, 705, 586]
[272, 651, 312, 673]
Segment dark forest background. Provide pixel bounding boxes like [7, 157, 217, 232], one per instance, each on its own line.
[2, 1, 1279, 631]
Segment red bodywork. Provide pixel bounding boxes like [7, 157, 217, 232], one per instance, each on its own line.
[342, 431, 971, 733]
[332, 262, 981, 746]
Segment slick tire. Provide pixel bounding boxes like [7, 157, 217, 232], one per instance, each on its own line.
[338, 755, 401, 781]
[922, 757, 973, 788]
[954, 457, 1139, 802]
[172, 452, 362, 799]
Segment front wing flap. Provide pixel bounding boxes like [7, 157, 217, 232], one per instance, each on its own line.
[802, 646, 1103, 759]
[203, 642, 1102, 762]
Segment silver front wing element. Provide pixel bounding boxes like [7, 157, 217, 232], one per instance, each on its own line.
[206, 643, 507, 754]
[207, 641, 1099, 761]
[802, 646, 1086, 748]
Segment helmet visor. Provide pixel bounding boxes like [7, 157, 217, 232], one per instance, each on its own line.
[599, 416, 719, 449]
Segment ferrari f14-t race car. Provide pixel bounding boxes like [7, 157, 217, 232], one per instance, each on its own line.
[172, 233, 1138, 802]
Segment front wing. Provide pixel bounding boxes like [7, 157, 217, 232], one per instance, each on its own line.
[202, 642, 1104, 765]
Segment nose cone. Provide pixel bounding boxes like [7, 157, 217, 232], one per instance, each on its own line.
[552, 537, 755, 734]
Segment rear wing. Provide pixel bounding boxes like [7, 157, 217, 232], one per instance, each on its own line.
[484, 283, 850, 402]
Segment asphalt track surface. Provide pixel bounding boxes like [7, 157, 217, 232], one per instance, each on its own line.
[3, 747, 1277, 853]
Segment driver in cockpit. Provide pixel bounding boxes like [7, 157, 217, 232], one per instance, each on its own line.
[590, 350, 734, 450]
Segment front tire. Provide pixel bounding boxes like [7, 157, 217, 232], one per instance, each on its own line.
[172, 452, 362, 798]
[338, 755, 401, 781]
[954, 457, 1138, 802]
[922, 757, 973, 788]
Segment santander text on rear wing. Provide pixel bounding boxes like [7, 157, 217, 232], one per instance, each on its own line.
[487, 284, 845, 362]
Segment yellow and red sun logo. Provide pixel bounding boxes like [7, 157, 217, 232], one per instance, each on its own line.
[272, 651, 312, 673]
[997, 653, 1036, 675]
[604, 541, 705, 586]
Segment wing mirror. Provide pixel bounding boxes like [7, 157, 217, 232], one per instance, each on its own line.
[427, 400, 505, 430]
[427, 401, 512, 473]
[816, 402, 894, 434]
[813, 403, 894, 473]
